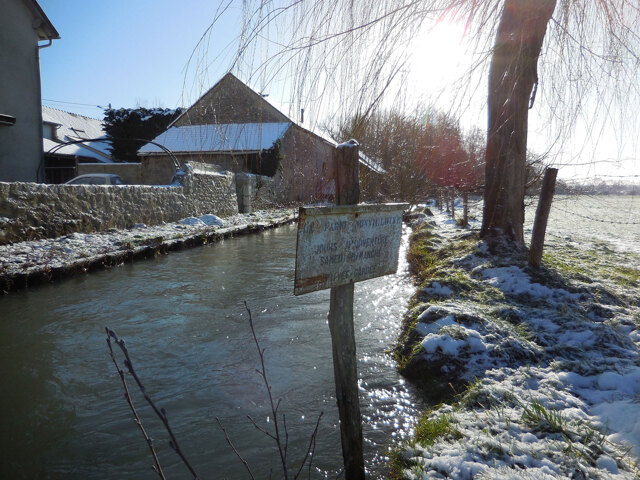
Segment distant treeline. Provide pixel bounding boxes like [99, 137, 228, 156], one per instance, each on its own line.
[556, 181, 640, 195]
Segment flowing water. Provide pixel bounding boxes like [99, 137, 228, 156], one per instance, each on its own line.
[0, 224, 422, 479]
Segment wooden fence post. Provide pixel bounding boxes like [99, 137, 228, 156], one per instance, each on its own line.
[328, 140, 365, 480]
[462, 190, 469, 226]
[529, 167, 558, 267]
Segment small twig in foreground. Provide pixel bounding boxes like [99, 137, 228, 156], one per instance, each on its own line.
[106, 327, 200, 479]
[296, 412, 323, 480]
[106, 329, 166, 480]
[243, 301, 324, 479]
[216, 416, 256, 479]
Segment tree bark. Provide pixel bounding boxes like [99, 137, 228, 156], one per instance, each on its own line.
[481, 0, 557, 243]
[528, 167, 558, 267]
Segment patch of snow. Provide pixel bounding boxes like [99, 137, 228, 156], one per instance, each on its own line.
[597, 455, 620, 474]
[591, 399, 640, 457]
[421, 281, 453, 297]
[198, 214, 224, 226]
[414, 315, 456, 336]
[179, 217, 206, 226]
[481, 265, 581, 303]
[421, 333, 467, 356]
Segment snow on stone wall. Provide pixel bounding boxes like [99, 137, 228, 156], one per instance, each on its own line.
[0, 170, 238, 244]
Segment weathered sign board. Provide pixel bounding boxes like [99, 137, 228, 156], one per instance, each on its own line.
[294, 203, 407, 295]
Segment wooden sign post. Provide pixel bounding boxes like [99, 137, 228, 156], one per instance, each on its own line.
[294, 140, 406, 480]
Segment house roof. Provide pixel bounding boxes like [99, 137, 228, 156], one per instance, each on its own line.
[357, 150, 386, 175]
[23, 0, 59, 41]
[169, 73, 291, 128]
[42, 106, 112, 162]
[139, 122, 292, 155]
[42, 138, 111, 162]
[147, 72, 385, 173]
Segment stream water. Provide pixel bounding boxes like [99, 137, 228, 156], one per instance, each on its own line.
[0, 223, 422, 479]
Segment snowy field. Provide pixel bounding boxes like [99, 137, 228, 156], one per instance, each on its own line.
[395, 202, 640, 479]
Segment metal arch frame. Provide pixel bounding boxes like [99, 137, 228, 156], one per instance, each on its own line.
[45, 137, 181, 170]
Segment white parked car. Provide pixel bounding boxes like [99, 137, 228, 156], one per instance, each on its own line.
[65, 174, 125, 185]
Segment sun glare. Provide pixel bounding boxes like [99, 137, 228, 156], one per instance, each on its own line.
[406, 21, 475, 102]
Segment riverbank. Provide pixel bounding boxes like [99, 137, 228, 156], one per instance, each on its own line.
[392, 210, 640, 479]
[0, 209, 296, 294]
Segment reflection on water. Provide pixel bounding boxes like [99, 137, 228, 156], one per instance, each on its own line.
[0, 224, 421, 479]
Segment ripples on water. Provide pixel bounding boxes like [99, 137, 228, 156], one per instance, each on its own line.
[0, 224, 422, 479]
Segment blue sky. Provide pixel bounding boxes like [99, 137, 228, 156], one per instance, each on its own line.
[37, 1, 638, 181]
[39, 0, 238, 117]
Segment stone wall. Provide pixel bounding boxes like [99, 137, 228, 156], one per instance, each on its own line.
[0, 167, 238, 244]
[235, 173, 283, 212]
[279, 125, 335, 202]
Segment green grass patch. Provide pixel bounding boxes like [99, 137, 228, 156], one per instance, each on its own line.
[611, 266, 640, 287]
[414, 412, 462, 446]
[407, 226, 480, 284]
[541, 251, 593, 282]
[407, 228, 438, 278]
[542, 247, 640, 290]
[522, 399, 567, 434]
[387, 448, 412, 480]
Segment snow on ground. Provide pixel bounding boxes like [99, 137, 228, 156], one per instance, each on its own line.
[396, 208, 640, 479]
[0, 209, 296, 282]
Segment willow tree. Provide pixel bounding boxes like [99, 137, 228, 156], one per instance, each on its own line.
[192, 0, 640, 245]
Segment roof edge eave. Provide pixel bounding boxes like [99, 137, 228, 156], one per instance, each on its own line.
[23, 0, 60, 40]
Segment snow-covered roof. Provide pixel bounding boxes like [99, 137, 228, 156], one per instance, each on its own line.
[42, 138, 111, 162]
[358, 150, 386, 175]
[306, 128, 386, 175]
[139, 123, 292, 155]
[42, 106, 112, 162]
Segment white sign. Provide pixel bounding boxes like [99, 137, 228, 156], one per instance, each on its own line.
[294, 203, 407, 295]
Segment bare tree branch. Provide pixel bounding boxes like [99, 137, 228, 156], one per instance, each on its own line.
[106, 328, 166, 480]
[105, 328, 200, 480]
[216, 417, 256, 480]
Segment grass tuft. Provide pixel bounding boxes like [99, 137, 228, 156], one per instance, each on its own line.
[387, 448, 412, 480]
[414, 412, 463, 446]
[522, 399, 567, 434]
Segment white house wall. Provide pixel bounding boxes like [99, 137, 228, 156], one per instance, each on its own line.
[0, 0, 47, 182]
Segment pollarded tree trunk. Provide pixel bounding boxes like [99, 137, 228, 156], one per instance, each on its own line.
[481, 0, 557, 244]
